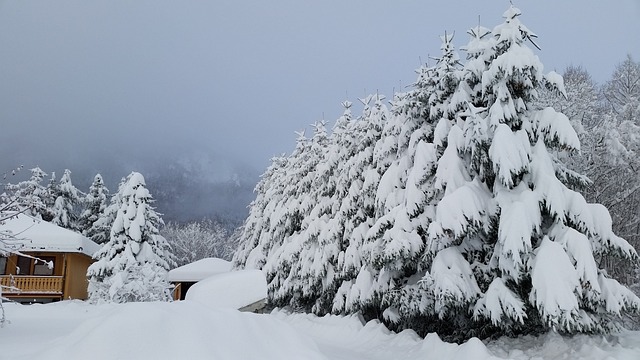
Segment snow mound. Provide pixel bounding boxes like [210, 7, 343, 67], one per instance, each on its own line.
[488, 330, 640, 360]
[166, 257, 232, 282]
[185, 269, 267, 310]
[273, 309, 503, 360]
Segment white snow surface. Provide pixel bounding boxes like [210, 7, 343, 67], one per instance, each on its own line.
[166, 257, 232, 282]
[0, 213, 100, 257]
[2, 301, 640, 360]
[185, 269, 267, 310]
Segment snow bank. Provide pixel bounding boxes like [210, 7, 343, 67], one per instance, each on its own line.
[166, 257, 232, 282]
[2, 301, 640, 360]
[185, 269, 267, 310]
[488, 330, 640, 360]
[272, 309, 503, 360]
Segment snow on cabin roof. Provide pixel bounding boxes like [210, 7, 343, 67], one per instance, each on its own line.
[0, 213, 101, 257]
[167, 258, 232, 282]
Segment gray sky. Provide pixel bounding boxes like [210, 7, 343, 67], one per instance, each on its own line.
[1, 0, 639, 180]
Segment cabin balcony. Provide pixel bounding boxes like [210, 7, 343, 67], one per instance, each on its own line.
[0, 275, 64, 296]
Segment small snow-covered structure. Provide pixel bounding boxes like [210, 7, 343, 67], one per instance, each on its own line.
[167, 258, 232, 300]
[0, 213, 101, 302]
[185, 269, 267, 312]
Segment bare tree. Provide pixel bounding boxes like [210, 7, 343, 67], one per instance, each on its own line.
[602, 54, 640, 119]
[161, 220, 233, 267]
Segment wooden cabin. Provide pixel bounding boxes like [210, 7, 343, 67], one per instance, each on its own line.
[0, 213, 101, 303]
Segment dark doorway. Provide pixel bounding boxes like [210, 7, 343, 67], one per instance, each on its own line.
[16, 256, 31, 275]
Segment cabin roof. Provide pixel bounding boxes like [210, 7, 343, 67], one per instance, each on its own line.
[167, 258, 232, 282]
[0, 213, 101, 257]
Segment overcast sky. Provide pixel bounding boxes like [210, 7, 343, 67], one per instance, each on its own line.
[1, 0, 638, 183]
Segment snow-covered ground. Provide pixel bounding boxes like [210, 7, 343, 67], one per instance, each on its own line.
[1, 301, 640, 360]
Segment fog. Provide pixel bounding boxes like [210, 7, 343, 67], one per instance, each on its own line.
[1, 0, 638, 220]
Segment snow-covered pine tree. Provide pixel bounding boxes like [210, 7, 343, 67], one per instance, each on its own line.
[330, 102, 378, 314]
[264, 122, 333, 309]
[352, 91, 423, 318]
[254, 133, 310, 308]
[87, 172, 175, 303]
[79, 174, 109, 238]
[86, 176, 127, 245]
[235, 97, 390, 315]
[330, 94, 389, 315]
[278, 102, 360, 314]
[286, 120, 345, 313]
[307, 102, 359, 313]
[43, 171, 58, 220]
[233, 154, 289, 270]
[235, 130, 319, 311]
[4, 167, 54, 220]
[423, 6, 639, 338]
[370, 32, 463, 329]
[51, 169, 83, 231]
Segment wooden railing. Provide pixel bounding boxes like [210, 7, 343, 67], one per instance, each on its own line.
[0, 276, 64, 295]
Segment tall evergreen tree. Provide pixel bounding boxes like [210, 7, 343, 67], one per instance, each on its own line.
[51, 169, 83, 231]
[263, 126, 332, 308]
[422, 6, 639, 337]
[4, 167, 54, 220]
[331, 95, 388, 315]
[87, 172, 175, 303]
[79, 174, 110, 238]
[86, 176, 127, 245]
[372, 32, 462, 328]
[283, 121, 340, 312]
[233, 154, 289, 270]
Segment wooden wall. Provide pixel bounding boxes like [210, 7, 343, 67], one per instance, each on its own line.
[63, 253, 93, 300]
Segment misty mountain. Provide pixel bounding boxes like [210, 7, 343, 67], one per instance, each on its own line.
[143, 155, 259, 226]
[3, 151, 261, 229]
